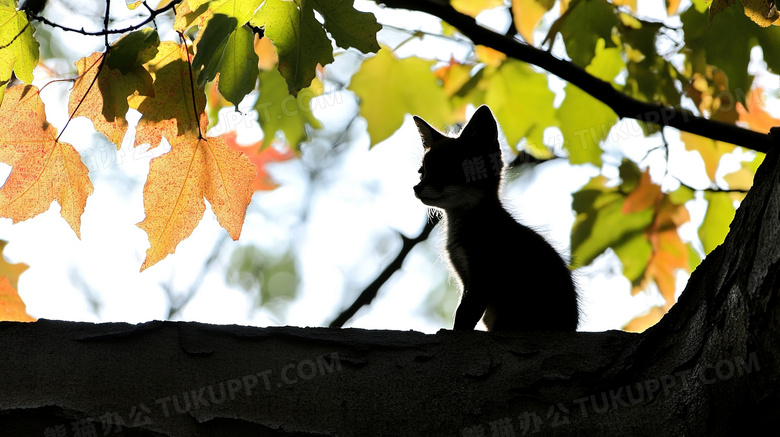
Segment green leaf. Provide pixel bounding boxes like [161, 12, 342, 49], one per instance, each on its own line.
[571, 174, 655, 269]
[309, 0, 381, 54]
[192, 14, 237, 87]
[254, 67, 322, 148]
[106, 28, 160, 74]
[252, 0, 334, 96]
[0, 0, 39, 104]
[557, 41, 622, 166]
[483, 60, 556, 153]
[699, 191, 736, 254]
[681, 2, 780, 104]
[217, 24, 259, 108]
[545, 0, 617, 67]
[613, 233, 652, 285]
[348, 47, 452, 147]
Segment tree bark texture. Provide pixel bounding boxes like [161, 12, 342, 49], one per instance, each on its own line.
[1, 141, 779, 437]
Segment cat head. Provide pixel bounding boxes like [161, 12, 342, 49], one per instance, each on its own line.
[413, 105, 504, 211]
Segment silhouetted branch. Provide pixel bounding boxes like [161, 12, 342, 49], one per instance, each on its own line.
[27, 0, 181, 37]
[329, 215, 441, 328]
[374, 0, 772, 154]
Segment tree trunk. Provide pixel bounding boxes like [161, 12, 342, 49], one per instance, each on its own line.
[1, 138, 778, 436]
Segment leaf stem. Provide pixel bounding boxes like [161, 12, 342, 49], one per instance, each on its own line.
[177, 31, 204, 140]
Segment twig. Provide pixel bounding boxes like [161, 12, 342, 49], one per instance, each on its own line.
[56, 53, 106, 142]
[329, 215, 441, 328]
[27, 0, 181, 37]
[374, 0, 773, 154]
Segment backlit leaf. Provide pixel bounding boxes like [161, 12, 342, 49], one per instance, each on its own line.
[138, 114, 256, 271]
[0, 276, 34, 322]
[452, 0, 504, 17]
[69, 52, 155, 147]
[106, 28, 160, 74]
[0, 0, 39, 104]
[511, 0, 555, 44]
[223, 131, 296, 191]
[736, 88, 780, 133]
[252, 0, 334, 96]
[130, 41, 206, 149]
[544, 0, 617, 67]
[699, 191, 736, 254]
[0, 85, 93, 237]
[0, 240, 27, 290]
[255, 67, 322, 148]
[484, 60, 556, 153]
[309, 0, 381, 54]
[349, 47, 452, 147]
[557, 41, 622, 166]
[680, 132, 735, 182]
[571, 171, 654, 269]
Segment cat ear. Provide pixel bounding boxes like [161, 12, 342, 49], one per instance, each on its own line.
[414, 115, 445, 149]
[460, 105, 498, 144]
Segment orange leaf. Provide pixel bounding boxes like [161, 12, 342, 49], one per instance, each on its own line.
[222, 132, 295, 191]
[635, 198, 690, 304]
[69, 53, 154, 147]
[623, 306, 665, 332]
[0, 276, 34, 322]
[138, 114, 256, 271]
[255, 35, 279, 71]
[129, 41, 206, 149]
[680, 131, 735, 182]
[0, 85, 94, 238]
[0, 240, 27, 290]
[737, 88, 780, 133]
[622, 169, 661, 214]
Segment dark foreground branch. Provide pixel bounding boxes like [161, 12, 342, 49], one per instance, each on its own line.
[374, 0, 772, 154]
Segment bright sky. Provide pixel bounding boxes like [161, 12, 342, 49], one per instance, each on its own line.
[1, 0, 775, 333]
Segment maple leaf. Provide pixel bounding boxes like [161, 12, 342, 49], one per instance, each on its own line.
[0, 276, 34, 322]
[69, 52, 155, 147]
[222, 131, 295, 191]
[0, 85, 94, 238]
[138, 114, 256, 271]
[0, 0, 39, 104]
[129, 41, 206, 149]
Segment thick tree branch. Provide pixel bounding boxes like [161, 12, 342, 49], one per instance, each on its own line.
[374, 0, 772, 154]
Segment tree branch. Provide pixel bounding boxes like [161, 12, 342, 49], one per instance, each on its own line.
[374, 0, 772, 154]
[329, 215, 441, 328]
[27, 0, 181, 37]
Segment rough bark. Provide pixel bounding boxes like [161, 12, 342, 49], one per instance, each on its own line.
[1, 142, 779, 436]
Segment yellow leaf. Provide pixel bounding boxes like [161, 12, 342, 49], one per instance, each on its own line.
[138, 114, 256, 271]
[69, 53, 154, 147]
[0, 85, 94, 238]
[740, 0, 780, 26]
[623, 306, 665, 332]
[611, 0, 637, 12]
[0, 240, 27, 290]
[511, 0, 555, 44]
[130, 42, 207, 149]
[474, 45, 506, 67]
[666, 0, 682, 15]
[736, 88, 780, 133]
[680, 131, 735, 182]
[0, 276, 34, 322]
[451, 0, 504, 17]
